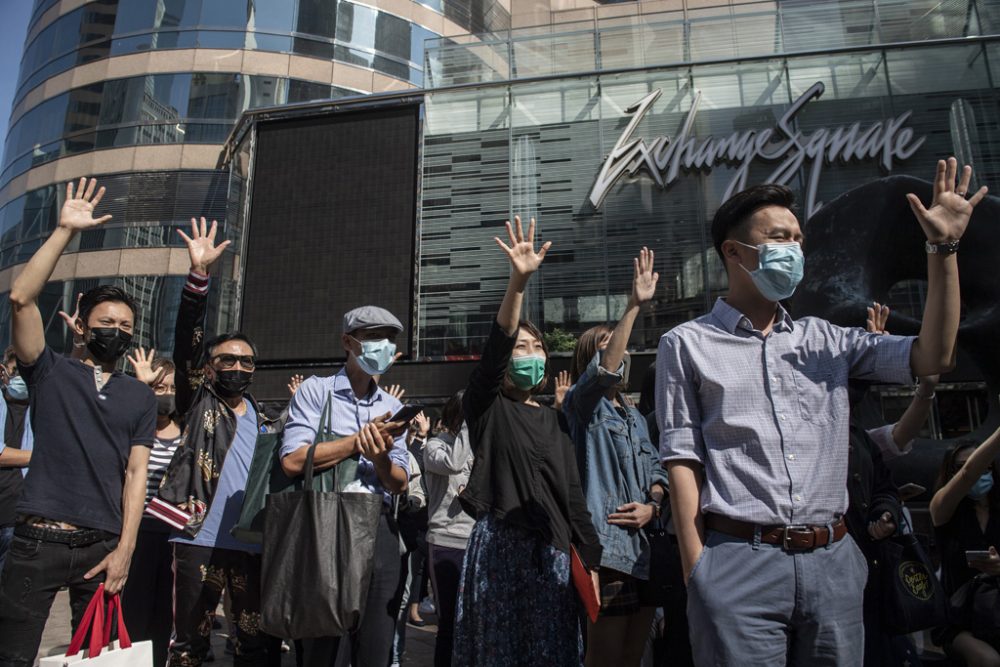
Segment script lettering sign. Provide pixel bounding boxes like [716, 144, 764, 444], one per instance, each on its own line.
[589, 82, 925, 218]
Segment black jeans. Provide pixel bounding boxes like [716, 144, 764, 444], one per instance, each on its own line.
[121, 526, 173, 667]
[0, 532, 117, 667]
[169, 543, 279, 667]
[427, 543, 465, 667]
[303, 513, 402, 667]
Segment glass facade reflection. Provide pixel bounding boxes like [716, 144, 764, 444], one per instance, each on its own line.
[17, 0, 513, 107]
[1, 72, 355, 187]
[0, 170, 230, 270]
[417, 2, 1000, 358]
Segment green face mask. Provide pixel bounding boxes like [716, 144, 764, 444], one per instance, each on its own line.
[509, 354, 546, 390]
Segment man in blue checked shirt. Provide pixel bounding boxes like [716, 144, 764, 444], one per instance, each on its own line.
[657, 157, 988, 666]
[281, 305, 410, 667]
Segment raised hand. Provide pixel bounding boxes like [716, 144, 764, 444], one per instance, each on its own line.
[906, 158, 988, 243]
[412, 411, 431, 439]
[631, 247, 659, 305]
[383, 384, 406, 401]
[127, 347, 164, 386]
[866, 301, 889, 334]
[59, 178, 112, 232]
[287, 374, 304, 396]
[178, 217, 231, 274]
[495, 215, 551, 279]
[553, 370, 571, 410]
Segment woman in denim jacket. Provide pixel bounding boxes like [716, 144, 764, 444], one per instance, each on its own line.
[563, 247, 668, 667]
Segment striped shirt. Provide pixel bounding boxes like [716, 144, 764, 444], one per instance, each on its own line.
[146, 435, 181, 505]
[656, 298, 914, 526]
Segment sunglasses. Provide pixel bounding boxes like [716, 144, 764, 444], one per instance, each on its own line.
[212, 354, 256, 371]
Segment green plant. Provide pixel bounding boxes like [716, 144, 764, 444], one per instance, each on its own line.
[543, 327, 577, 353]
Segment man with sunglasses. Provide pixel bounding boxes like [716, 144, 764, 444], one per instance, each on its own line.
[157, 217, 281, 667]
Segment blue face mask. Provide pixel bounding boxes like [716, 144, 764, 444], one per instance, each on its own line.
[5, 376, 28, 401]
[737, 241, 805, 302]
[352, 337, 397, 376]
[968, 473, 994, 500]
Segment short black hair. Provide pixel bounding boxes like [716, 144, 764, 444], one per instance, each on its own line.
[710, 184, 796, 260]
[79, 285, 137, 325]
[204, 332, 259, 363]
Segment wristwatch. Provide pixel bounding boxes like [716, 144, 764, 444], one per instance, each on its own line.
[646, 501, 661, 519]
[925, 239, 960, 255]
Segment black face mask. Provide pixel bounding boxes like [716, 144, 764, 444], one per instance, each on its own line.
[156, 394, 176, 417]
[214, 370, 253, 398]
[87, 327, 133, 363]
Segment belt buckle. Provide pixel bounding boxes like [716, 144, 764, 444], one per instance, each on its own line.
[782, 525, 810, 552]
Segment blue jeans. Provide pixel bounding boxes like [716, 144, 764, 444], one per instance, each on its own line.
[0, 526, 12, 574]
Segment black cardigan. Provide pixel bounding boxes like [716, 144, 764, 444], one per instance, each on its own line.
[460, 320, 603, 569]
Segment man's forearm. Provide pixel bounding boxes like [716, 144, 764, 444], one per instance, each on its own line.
[911, 254, 960, 376]
[373, 457, 408, 494]
[118, 457, 148, 554]
[281, 435, 358, 477]
[667, 461, 705, 583]
[0, 447, 30, 468]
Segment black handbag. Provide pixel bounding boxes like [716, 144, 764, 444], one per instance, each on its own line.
[259, 399, 382, 639]
[949, 574, 1000, 644]
[879, 518, 949, 635]
[642, 512, 685, 607]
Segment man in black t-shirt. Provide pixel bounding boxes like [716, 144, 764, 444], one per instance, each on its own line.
[0, 177, 156, 667]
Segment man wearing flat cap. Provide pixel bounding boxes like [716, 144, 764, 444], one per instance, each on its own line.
[281, 305, 410, 667]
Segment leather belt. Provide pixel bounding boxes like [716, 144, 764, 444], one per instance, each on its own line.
[706, 513, 847, 552]
[14, 523, 116, 548]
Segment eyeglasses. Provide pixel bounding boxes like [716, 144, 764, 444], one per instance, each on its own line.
[212, 354, 256, 370]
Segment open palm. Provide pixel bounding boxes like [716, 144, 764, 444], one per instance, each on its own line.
[906, 158, 987, 242]
[495, 215, 550, 278]
[179, 217, 231, 274]
[59, 178, 112, 231]
[632, 247, 659, 305]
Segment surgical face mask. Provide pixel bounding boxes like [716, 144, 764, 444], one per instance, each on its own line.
[352, 337, 397, 376]
[214, 369, 253, 398]
[509, 354, 546, 390]
[87, 327, 133, 363]
[5, 376, 28, 401]
[736, 241, 805, 302]
[968, 472, 994, 500]
[156, 394, 176, 417]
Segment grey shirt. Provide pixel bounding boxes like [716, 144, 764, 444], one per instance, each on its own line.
[656, 298, 914, 526]
[423, 426, 475, 550]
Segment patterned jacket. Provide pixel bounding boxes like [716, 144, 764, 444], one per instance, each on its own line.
[157, 271, 283, 537]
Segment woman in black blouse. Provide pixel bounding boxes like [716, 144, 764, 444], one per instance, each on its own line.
[930, 426, 1000, 665]
[454, 216, 602, 666]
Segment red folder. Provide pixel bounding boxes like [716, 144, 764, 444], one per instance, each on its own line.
[570, 545, 600, 624]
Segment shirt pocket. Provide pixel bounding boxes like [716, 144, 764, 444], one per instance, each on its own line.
[790, 363, 836, 424]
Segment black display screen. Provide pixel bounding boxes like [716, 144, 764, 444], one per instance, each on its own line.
[240, 105, 419, 364]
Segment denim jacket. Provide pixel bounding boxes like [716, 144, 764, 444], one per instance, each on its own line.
[564, 353, 668, 578]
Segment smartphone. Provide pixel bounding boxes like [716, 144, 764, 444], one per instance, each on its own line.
[897, 483, 926, 501]
[965, 550, 992, 564]
[389, 404, 426, 424]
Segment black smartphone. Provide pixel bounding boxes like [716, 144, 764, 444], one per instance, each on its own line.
[390, 404, 425, 423]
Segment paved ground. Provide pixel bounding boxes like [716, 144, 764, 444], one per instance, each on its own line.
[36, 590, 437, 666]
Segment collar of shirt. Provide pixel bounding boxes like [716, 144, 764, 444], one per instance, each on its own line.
[710, 297, 795, 336]
[332, 367, 383, 406]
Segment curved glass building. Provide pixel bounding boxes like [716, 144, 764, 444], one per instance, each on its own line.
[0, 0, 510, 353]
